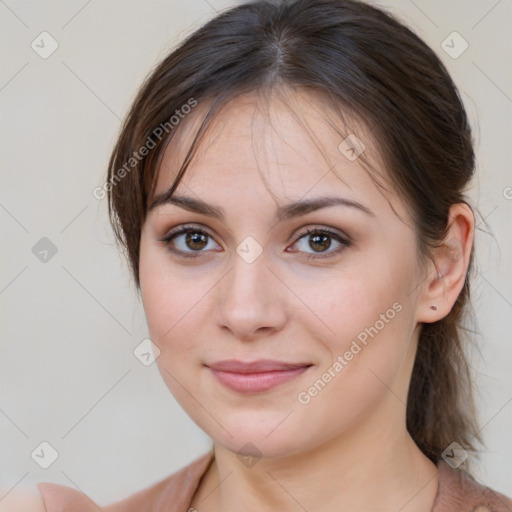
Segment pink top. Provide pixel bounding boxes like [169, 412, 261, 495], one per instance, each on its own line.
[37, 451, 512, 511]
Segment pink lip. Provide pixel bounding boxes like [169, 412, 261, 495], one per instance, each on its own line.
[206, 359, 312, 393]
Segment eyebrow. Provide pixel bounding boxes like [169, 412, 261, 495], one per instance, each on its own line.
[148, 192, 375, 221]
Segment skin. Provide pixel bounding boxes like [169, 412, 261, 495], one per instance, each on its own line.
[138, 88, 475, 512]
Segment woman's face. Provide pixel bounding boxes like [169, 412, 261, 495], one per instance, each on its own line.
[139, 90, 427, 459]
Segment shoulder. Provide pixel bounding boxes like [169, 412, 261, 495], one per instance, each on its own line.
[435, 460, 512, 512]
[36, 451, 214, 512]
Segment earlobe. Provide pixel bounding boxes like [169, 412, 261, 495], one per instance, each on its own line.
[417, 203, 475, 324]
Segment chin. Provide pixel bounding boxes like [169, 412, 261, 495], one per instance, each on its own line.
[219, 432, 308, 461]
[196, 411, 314, 460]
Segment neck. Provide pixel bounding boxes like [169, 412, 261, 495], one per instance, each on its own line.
[191, 401, 438, 511]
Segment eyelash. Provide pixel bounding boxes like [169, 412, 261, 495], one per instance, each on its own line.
[159, 224, 351, 260]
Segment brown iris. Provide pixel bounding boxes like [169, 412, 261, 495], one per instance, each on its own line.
[309, 233, 331, 252]
[186, 231, 208, 250]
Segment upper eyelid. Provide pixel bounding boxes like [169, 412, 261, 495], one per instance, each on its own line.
[161, 223, 217, 240]
[161, 223, 347, 239]
[293, 226, 348, 240]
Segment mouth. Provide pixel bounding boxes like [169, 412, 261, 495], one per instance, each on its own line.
[205, 359, 313, 394]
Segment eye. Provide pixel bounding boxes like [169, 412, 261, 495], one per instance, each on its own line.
[160, 225, 221, 258]
[159, 224, 350, 260]
[287, 227, 350, 259]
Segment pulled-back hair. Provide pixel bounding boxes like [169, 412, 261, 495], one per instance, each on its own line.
[107, 0, 479, 464]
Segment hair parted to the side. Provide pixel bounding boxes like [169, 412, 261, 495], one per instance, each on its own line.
[107, 0, 480, 465]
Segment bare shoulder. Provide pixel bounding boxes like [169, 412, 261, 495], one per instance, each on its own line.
[0, 486, 46, 512]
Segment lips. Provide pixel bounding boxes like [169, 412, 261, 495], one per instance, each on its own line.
[206, 359, 312, 393]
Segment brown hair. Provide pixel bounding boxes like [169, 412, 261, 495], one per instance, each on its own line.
[107, 0, 479, 464]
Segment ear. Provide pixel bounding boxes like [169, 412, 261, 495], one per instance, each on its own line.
[416, 203, 475, 323]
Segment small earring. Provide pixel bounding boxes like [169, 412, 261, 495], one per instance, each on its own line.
[430, 305, 438, 310]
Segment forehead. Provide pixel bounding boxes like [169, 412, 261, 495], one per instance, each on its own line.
[155, 88, 403, 217]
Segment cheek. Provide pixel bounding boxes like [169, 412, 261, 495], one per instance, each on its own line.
[139, 247, 211, 408]
[289, 259, 406, 344]
[139, 239, 206, 353]
[290, 251, 415, 394]
[294, 286, 411, 435]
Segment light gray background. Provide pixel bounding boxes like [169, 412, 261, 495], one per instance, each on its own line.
[1, 0, 511, 504]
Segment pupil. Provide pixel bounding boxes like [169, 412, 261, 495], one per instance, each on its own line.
[186, 232, 208, 250]
[309, 234, 331, 252]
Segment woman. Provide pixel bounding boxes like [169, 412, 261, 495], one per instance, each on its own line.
[31, 0, 512, 510]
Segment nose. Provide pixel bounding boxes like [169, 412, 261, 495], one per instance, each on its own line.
[214, 254, 288, 341]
